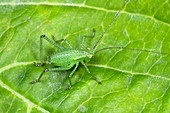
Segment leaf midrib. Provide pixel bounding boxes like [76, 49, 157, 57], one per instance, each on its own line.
[0, 62, 169, 81]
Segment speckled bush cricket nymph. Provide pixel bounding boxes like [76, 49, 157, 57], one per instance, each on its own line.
[30, 0, 169, 90]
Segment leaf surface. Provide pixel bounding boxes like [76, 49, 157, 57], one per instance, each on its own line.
[0, 0, 169, 113]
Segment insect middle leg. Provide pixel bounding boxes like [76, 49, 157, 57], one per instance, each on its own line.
[67, 62, 79, 90]
[52, 35, 72, 48]
[81, 28, 96, 49]
[81, 61, 102, 84]
[30, 63, 75, 84]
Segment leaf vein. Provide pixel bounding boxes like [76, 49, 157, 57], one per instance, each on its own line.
[86, 63, 170, 81]
[0, 2, 169, 26]
[0, 80, 49, 113]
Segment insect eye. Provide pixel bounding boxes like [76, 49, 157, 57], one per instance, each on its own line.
[87, 55, 92, 58]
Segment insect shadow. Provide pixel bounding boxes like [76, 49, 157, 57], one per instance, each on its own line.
[30, 0, 169, 90]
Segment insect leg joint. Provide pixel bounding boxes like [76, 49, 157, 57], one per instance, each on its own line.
[45, 69, 48, 72]
[40, 35, 45, 38]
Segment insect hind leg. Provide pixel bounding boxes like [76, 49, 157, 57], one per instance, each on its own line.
[30, 69, 48, 84]
[81, 28, 95, 49]
[33, 62, 44, 67]
[52, 35, 72, 48]
[33, 35, 65, 67]
[30, 63, 75, 85]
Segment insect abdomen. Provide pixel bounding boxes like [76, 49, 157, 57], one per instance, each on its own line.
[50, 49, 86, 66]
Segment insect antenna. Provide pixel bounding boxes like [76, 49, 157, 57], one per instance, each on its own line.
[94, 47, 170, 55]
[92, 0, 169, 56]
[92, 0, 129, 51]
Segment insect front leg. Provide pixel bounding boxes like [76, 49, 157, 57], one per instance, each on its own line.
[81, 61, 102, 84]
[52, 35, 72, 48]
[81, 28, 95, 49]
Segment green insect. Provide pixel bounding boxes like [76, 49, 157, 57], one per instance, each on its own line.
[30, 0, 169, 90]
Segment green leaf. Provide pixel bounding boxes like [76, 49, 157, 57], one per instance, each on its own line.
[0, 0, 169, 113]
